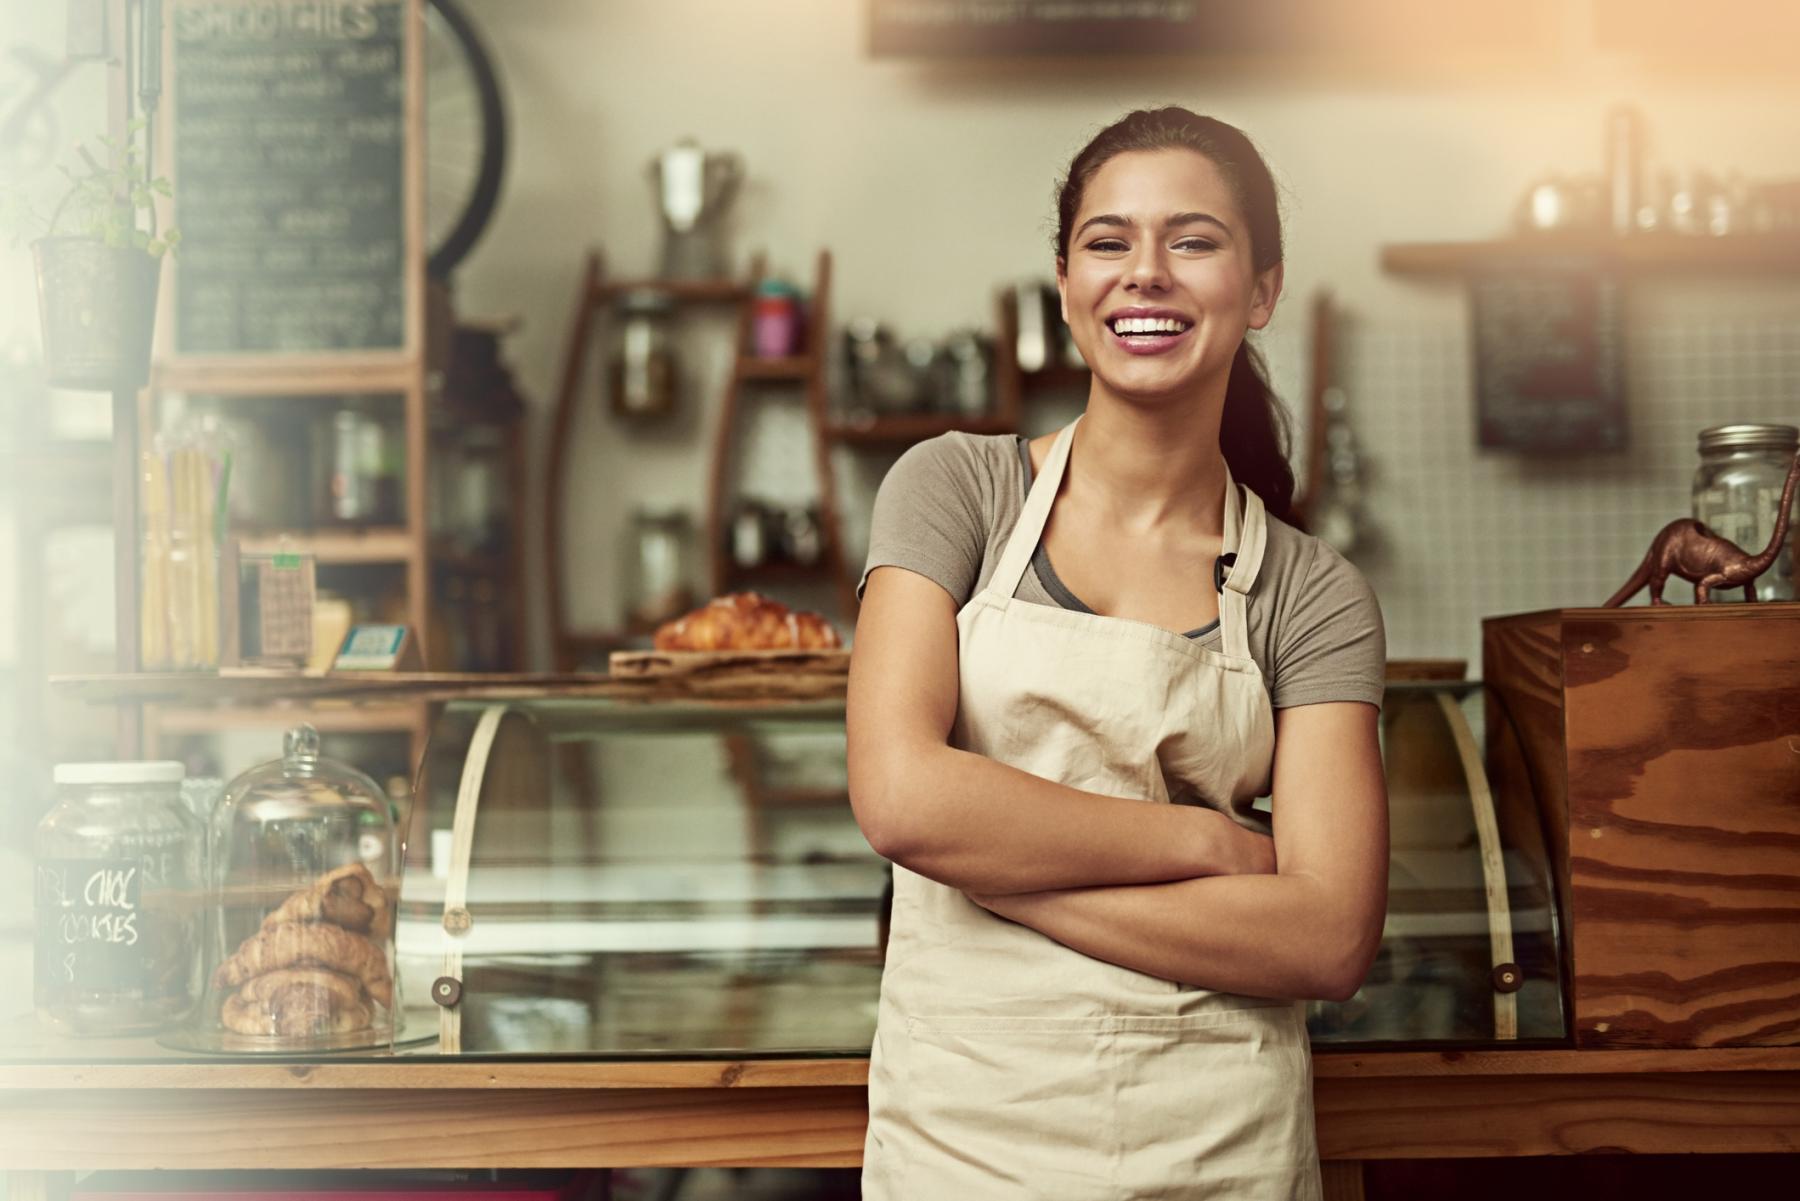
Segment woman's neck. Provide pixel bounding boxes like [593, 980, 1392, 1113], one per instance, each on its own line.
[1066, 385, 1230, 538]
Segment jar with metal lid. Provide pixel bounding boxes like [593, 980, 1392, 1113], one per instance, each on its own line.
[168, 724, 402, 1053]
[34, 761, 202, 1035]
[607, 289, 679, 420]
[1692, 423, 1800, 602]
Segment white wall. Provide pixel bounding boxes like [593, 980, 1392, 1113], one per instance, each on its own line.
[451, 1, 1800, 666]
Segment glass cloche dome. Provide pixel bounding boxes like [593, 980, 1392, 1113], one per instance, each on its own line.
[164, 724, 403, 1053]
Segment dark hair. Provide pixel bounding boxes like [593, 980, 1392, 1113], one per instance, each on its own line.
[1054, 107, 1297, 523]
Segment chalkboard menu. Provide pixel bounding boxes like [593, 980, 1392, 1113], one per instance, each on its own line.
[1470, 258, 1625, 453]
[172, 0, 409, 354]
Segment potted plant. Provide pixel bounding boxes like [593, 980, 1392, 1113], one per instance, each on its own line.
[6, 119, 180, 391]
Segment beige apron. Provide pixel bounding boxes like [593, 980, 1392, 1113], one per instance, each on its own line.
[862, 415, 1322, 1200]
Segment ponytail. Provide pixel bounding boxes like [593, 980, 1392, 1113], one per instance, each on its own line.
[1220, 340, 1295, 523]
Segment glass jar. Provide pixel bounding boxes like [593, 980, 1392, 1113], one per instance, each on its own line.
[1692, 423, 1799, 602]
[34, 761, 202, 1036]
[752, 279, 802, 358]
[607, 289, 679, 420]
[168, 724, 402, 1053]
[622, 507, 697, 630]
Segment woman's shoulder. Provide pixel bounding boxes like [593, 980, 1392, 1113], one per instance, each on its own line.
[1258, 512, 1380, 615]
[880, 430, 1023, 510]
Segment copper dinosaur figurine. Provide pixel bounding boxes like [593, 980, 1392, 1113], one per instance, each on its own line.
[1604, 449, 1800, 605]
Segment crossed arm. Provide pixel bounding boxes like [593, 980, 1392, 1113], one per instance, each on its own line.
[847, 565, 1389, 1004]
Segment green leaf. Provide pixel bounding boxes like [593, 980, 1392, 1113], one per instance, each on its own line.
[151, 179, 173, 196]
[146, 238, 165, 257]
[130, 229, 150, 250]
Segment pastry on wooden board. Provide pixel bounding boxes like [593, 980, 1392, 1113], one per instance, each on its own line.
[652, 591, 843, 652]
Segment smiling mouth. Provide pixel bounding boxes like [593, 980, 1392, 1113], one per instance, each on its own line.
[1106, 315, 1193, 340]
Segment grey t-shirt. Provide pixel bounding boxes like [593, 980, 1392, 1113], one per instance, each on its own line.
[858, 432, 1386, 709]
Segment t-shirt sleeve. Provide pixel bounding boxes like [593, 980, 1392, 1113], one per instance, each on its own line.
[857, 434, 990, 606]
[1269, 538, 1386, 709]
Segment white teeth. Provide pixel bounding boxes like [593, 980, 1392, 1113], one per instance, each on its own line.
[1111, 316, 1190, 335]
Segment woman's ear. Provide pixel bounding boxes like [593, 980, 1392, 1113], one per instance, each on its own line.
[1055, 256, 1068, 323]
[1247, 261, 1284, 331]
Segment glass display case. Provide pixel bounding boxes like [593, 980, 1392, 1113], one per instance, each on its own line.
[396, 682, 1566, 1059]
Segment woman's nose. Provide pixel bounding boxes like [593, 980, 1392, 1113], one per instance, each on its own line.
[1125, 244, 1171, 291]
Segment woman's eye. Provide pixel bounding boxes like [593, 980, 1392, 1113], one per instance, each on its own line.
[1175, 238, 1218, 252]
[1086, 238, 1128, 252]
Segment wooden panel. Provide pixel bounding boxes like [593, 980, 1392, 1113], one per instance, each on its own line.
[1485, 604, 1800, 1050]
[1313, 1069, 1800, 1159]
[1561, 607, 1800, 1048]
[0, 1087, 868, 1170]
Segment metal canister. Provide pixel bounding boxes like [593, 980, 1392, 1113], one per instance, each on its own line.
[1692, 423, 1800, 602]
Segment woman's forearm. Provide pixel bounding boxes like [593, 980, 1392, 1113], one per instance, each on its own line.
[870, 744, 1271, 895]
[969, 870, 1375, 1003]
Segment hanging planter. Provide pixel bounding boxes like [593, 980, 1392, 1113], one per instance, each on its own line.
[7, 120, 179, 392]
[33, 236, 163, 391]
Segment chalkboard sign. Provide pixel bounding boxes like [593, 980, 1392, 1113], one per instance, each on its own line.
[35, 858, 151, 995]
[171, 0, 410, 354]
[1470, 258, 1625, 453]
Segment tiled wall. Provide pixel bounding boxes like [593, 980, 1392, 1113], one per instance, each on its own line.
[1338, 281, 1800, 668]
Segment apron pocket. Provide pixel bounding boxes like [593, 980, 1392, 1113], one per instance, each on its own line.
[896, 1006, 1318, 1200]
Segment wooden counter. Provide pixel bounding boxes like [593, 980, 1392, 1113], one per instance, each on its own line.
[5, 1047, 1800, 1201]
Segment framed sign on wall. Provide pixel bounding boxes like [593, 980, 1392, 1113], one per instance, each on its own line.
[161, 0, 422, 363]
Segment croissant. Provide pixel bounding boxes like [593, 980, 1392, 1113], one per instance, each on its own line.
[653, 592, 842, 652]
[214, 920, 393, 1007]
[221, 968, 373, 1037]
[259, 862, 390, 935]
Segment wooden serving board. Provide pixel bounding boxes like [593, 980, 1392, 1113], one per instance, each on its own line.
[607, 649, 851, 699]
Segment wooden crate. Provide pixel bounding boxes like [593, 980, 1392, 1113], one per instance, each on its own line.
[1483, 603, 1800, 1048]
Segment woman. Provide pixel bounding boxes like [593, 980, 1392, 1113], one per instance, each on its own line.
[848, 107, 1389, 1198]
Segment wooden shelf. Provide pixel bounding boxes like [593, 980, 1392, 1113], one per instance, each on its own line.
[1381, 231, 1800, 277]
[52, 670, 850, 707]
[736, 355, 813, 381]
[593, 277, 750, 304]
[151, 356, 419, 397]
[723, 558, 836, 583]
[824, 412, 1016, 445]
[237, 527, 417, 564]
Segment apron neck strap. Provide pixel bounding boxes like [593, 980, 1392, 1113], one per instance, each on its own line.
[1218, 469, 1268, 660]
[991, 415, 1079, 598]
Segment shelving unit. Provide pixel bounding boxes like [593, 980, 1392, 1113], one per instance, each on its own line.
[127, 0, 435, 768]
[705, 249, 857, 624]
[544, 251, 756, 671]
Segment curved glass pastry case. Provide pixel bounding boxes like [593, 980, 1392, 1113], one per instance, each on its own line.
[398, 682, 1566, 1058]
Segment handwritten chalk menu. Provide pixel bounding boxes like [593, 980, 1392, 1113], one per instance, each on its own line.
[1470, 259, 1626, 453]
[172, 0, 408, 353]
[35, 859, 152, 995]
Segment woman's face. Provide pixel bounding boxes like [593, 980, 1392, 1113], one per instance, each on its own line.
[1057, 148, 1282, 402]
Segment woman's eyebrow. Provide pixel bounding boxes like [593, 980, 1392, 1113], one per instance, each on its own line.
[1167, 211, 1230, 234]
[1074, 211, 1232, 238]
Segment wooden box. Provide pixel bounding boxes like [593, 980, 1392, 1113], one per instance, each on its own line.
[1483, 604, 1800, 1048]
